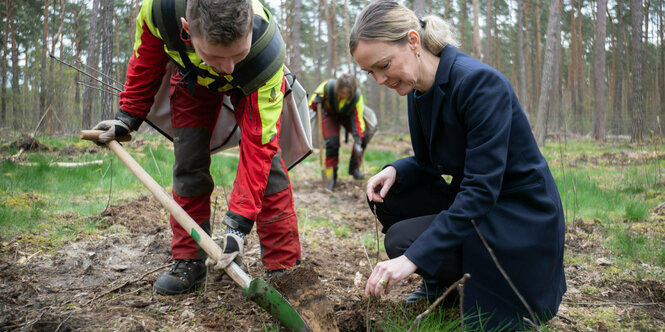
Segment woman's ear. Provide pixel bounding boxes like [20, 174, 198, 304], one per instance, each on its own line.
[407, 29, 421, 52]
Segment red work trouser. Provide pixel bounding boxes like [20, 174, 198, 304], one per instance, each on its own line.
[167, 71, 300, 271]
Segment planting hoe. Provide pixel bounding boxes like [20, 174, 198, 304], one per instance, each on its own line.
[79, 130, 311, 332]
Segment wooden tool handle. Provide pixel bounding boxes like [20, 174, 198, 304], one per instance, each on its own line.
[78, 129, 132, 142]
[79, 130, 252, 288]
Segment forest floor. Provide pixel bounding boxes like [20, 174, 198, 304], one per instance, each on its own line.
[1, 135, 664, 331]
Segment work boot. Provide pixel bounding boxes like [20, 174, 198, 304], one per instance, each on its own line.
[350, 168, 365, 180]
[326, 168, 338, 190]
[266, 269, 286, 279]
[405, 278, 447, 304]
[154, 259, 206, 295]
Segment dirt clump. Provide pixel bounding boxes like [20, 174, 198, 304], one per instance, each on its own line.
[270, 263, 339, 332]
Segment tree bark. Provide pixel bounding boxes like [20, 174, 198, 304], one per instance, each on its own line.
[472, 0, 481, 59]
[100, 0, 114, 120]
[483, 0, 492, 64]
[658, 1, 665, 120]
[630, 0, 644, 143]
[10, 1, 20, 130]
[343, 0, 353, 74]
[82, 0, 100, 128]
[535, 0, 562, 146]
[291, 0, 302, 79]
[517, 1, 527, 108]
[593, 0, 608, 141]
[321, 0, 337, 77]
[40, 0, 50, 114]
[1, 0, 9, 124]
[74, 5, 81, 106]
[611, 2, 624, 134]
[459, 1, 467, 52]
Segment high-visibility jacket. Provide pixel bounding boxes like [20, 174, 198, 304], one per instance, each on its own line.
[119, 0, 286, 146]
[309, 79, 366, 143]
[118, 0, 293, 224]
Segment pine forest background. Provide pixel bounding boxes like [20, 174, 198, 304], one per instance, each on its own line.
[0, 0, 663, 145]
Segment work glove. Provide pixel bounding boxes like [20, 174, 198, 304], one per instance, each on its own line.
[92, 119, 131, 143]
[206, 231, 245, 270]
[92, 109, 143, 143]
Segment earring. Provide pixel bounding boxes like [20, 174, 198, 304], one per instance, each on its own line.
[417, 51, 421, 57]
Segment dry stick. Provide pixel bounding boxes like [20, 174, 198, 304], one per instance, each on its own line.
[49, 53, 123, 91]
[77, 81, 120, 97]
[85, 263, 170, 305]
[470, 219, 540, 330]
[148, 147, 163, 186]
[407, 274, 471, 332]
[567, 301, 661, 307]
[366, 204, 381, 332]
[103, 158, 114, 212]
[458, 282, 466, 331]
[54, 311, 73, 332]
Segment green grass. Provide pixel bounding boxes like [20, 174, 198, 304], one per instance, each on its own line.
[0, 133, 239, 247]
[545, 138, 665, 272]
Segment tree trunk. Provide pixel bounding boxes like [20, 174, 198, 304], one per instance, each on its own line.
[472, 0, 481, 59]
[611, 2, 624, 134]
[82, 0, 100, 128]
[291, 0, 302, 78]
[535, 0, 562, 147]
[658, 1, 665, 120]
[74, 5, 81, 105]
[459, 1, 467, 52]
[517, 1, 527, 108]
[593, 0, 608, 141]
[630, 0, 644, 143]
[321, 0, 337, 77]
[10, 1, 20, 130]
[100, 0, 114, 120]
[343, 0, 353, 74]
[413, 0, 425, 18]
[40, 0, 50, 114]
[1, 0, 9, 124]
[445, 0, 453, 20]
[483, 0, 492, 64]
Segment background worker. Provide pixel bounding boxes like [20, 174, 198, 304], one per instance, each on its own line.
[92, 0, 301, 295]
[309, 73, 368, 190]
[350, 1, 566, 330]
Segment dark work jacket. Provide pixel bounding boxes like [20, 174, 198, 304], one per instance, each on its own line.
[392, 45, 566, 330]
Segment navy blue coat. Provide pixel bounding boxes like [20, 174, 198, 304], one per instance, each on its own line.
[392, 45, 566, 329]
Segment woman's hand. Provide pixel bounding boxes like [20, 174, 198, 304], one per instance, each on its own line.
[366, 166, 397, 203]
[365, 255, 417, 297]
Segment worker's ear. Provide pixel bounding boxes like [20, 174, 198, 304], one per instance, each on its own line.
[180, 17, 189, 34]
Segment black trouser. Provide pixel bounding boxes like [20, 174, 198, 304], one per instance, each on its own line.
[368, 179, 463, 285]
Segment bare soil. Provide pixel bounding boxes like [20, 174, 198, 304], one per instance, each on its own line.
[1, 137, 665, 331]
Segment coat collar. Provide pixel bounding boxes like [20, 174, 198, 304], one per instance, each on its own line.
[435, 44, 458, 86]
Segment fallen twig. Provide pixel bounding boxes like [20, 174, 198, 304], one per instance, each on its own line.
[16, 160, 103, 167]
[407, 273, 471, 332]
[470, 219, 540, 331]
[85, 263, 170, 305]
[566, 301, 662, 307]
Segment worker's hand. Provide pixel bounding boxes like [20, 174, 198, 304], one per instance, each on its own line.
[207, 233, 244, 270]
[366, 166, 397, 203]
[365, 255, 417, 298]
[92, 119, 131, 143]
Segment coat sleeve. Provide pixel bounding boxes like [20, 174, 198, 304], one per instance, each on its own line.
[118, 3, 170, 120]
[404, 68, 513, 277]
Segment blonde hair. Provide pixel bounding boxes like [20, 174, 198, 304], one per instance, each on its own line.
[335, 73, 358, 94]
[186, 0, 253, 46]
[349, 0, 458, 56]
